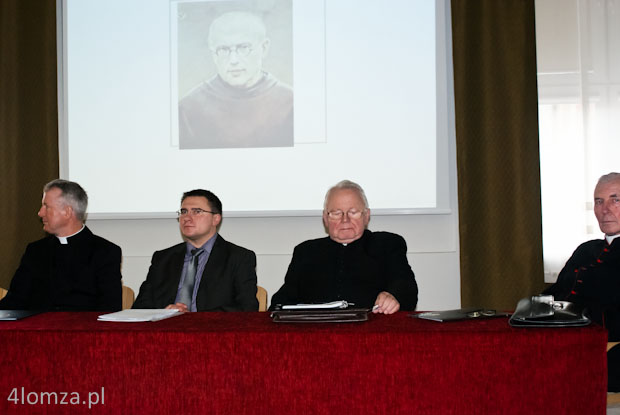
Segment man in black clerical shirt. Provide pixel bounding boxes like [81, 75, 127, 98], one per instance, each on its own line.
[179, 11, 293, 149]
[544, 172, 620, 391]
[132, 189, 258, 312]
[270, 180, 418, 314]
[0, 179, 122, 311]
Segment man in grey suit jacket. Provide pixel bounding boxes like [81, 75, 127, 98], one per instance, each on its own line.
[132, 189, 258, 311]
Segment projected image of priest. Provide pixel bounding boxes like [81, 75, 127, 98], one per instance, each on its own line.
[179, 11, 294, 149]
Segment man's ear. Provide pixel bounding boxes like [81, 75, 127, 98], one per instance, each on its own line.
[261, 38, 271, 57]
[63, 204, 74, 219]
[213, 213, 223, 227]
[364, 208, 371, 227]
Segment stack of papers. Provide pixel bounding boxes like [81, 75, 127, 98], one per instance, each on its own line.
[97, 309, 181, 322]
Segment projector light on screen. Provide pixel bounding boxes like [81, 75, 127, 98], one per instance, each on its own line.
[59, 0, 443, 217]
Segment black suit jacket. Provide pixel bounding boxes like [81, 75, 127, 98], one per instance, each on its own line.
[0, 226, 122, 311]
[270, 230, 418, 310]
[132, 235, 259, 311]
[544, 237, 620, 340]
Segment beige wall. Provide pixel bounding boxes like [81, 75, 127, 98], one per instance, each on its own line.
[88, 212, 461, 311]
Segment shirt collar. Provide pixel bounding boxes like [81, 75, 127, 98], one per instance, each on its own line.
[186, 233, 218, 255]
[56, 225, 85, 245]
[330, 230, 370, 247]
[606, 233, 620, 244]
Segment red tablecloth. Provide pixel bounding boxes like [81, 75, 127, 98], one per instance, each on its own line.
[0, 312, 608, 414]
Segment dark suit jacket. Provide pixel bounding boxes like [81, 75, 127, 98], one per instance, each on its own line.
[270, 230, 418, 310]
[544, 237, 620, 340]
[543, 237, 620, 393]
[132, 235, 259, 311]
[0, 226, 122, 311]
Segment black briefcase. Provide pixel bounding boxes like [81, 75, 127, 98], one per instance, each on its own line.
[509, 295, 590, 328]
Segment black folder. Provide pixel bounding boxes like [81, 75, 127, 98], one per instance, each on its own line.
[413, 308, 511, 322]
[0, 310, 42, 321]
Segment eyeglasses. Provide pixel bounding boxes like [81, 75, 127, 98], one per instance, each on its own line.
[326, 209, 366, 221]
[466, 309, 498, 318]
[176, 208, 217, 218]
[213, 43, 253, 58]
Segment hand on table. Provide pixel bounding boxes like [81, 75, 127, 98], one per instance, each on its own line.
[373, 291, 400, 314]
[165, 303, 189, 313]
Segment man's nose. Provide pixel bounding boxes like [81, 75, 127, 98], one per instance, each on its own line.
[228, 50, 240, 63]
[342, 212, 351, 223]
[180, 214, 194, 224]
[37, 206, 44, 217]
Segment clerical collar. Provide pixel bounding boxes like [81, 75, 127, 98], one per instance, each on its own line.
[606, 233, 620, 244]
[56, 225, 85, 245]
[331, 230, 370, 247]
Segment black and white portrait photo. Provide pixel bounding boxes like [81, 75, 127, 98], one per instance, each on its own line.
[177, 1, 294, 150]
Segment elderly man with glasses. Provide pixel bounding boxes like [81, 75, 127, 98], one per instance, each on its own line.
[132, 189, 258, 311]
[270, 180, 418, 314]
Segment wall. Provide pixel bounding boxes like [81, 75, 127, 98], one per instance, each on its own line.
[87, 212, 460, 311]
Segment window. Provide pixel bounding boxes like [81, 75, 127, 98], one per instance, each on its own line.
[536, 0, 620, 281]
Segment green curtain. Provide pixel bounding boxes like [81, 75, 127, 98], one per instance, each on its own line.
[0, 1, 59, 289]
[0, 1, 545, 309]
[451, 0, 545, 310]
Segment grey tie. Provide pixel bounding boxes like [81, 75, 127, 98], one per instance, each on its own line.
[178, 248, 203, 309]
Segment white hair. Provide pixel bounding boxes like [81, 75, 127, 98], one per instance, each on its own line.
[597, 172, 620, 187]
[323, 180, 369, 211]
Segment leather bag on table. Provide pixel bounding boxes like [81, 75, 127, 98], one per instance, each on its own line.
[509, 295, 590, 328]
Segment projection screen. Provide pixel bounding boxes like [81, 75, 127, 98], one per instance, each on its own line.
[57, 0, 454, 217]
